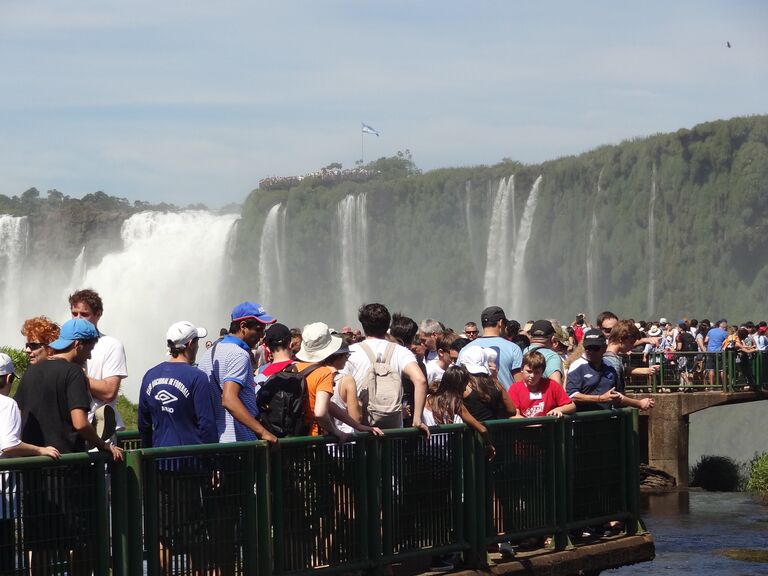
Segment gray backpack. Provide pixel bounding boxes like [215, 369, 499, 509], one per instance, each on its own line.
[359, 341, 403, 429]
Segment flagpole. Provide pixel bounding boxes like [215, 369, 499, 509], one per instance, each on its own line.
[361, 128, 364, 165]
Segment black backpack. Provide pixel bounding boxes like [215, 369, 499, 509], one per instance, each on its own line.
[678, 332, 697, 352]
[256, 364, 320, 438]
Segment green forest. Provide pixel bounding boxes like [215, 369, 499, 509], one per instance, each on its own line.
[231, 115, 768, 327]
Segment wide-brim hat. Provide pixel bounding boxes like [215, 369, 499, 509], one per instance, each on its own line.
[296, 322, 348, 362]
[647, 326, 662, 337]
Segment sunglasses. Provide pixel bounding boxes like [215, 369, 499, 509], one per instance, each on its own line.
[465, 330, 479, 336]
[584, 345, 603, 352]
[26, 342, 44, 351]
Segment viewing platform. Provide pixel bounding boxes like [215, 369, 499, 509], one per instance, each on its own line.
[0, 410, 654, 575]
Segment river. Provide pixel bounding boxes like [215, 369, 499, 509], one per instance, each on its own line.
[609, 491, 768, 575]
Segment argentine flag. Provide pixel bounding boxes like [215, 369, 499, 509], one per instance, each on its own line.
[361, 123, 380, 136]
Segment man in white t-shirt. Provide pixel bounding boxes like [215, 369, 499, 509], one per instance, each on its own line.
[69, 289, 128, 433]
[343, 303, 429, 435]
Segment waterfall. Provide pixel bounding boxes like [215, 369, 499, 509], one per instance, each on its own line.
[586, 210, 598, 318]
[647, 164, 657, 316]
[465, 181, 474, 260]
[67, 246, 87, 293]
[258, 204, 286, 307]
[0, 215, 28, 332]
[510, 175, 543, 319]
[586, 168, 603, 318]
[337, 194, 368, 323]
[483, 176, 514, 309]
[79, 210, 238, 401]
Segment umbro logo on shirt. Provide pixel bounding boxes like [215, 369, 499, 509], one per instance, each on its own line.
[155, 390, 179, 413]
[155, 390, 178, 405]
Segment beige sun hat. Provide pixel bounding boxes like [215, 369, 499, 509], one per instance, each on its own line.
[296, 322, 349, 362]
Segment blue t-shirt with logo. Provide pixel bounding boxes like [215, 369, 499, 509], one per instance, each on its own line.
[138, 361, 218, 448]
[566, 357, 620, 411]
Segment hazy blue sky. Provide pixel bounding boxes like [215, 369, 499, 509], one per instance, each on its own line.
[1, 1, 765, 207]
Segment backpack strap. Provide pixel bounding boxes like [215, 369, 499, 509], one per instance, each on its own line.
[359, 341, 377, 365]
[383, 342, 396, 364]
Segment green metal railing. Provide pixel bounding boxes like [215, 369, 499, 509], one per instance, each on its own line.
[116, 429, 143, 450]
[1, 409, 643, 576]
[0, 452, 112, 576]
[624, 351, 750, 392]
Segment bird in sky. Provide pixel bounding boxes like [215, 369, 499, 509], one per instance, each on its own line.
[727, 41, 731, 48]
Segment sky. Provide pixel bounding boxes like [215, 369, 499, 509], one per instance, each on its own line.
[0, 1, 766, 208]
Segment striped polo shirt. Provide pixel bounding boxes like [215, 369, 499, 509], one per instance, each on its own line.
[198, 335, 259, 442]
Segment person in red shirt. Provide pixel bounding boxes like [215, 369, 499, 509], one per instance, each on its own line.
[508, 351, 576, 418]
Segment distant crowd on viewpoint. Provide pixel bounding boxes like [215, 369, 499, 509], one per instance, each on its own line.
[258, 166, 378, 191]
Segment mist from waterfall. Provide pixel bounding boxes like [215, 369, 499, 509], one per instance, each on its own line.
[337, 194, 368, 323]
[647, 164, 657, 316]
[0, 215, 28, 332]
[483, 176, 515, 309]
[79, 211, 237, 401]
[258, 204, 286, 308]
[510, 175, 543, 320]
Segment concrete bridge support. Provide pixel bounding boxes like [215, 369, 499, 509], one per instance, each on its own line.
[637, 391, 764, 487]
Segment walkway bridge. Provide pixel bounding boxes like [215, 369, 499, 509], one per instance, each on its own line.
[0, 410, 654, 576]
[625, 350, 768, 485]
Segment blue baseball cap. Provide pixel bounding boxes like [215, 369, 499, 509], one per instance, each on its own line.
[49, 318, 100, 350]
[230, 302, 276, 324]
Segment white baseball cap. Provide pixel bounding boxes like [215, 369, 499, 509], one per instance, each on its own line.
[0, 353, 14, 376]
[166, 321, 208, 349]
[459, 346, 490, 375]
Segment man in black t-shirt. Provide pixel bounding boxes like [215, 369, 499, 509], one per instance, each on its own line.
[676, 321, 697, 388]
[14, 318, 123, 572]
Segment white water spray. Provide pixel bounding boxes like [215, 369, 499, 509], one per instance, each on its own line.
[258, 204, 286, 307]
[510, 175, 543, 319]
[586, 168, 603, 318]
[337, 194, 368, 323]
[647, 165, 657, 316]
[0, 215, 28, 332]
[80, 211, 237, 401]
[483, 176, 515, 309]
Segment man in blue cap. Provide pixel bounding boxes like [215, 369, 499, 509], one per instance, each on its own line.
[197, 302, 279, 444]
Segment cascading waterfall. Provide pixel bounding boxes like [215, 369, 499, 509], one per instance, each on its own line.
[465, 181, 474, 260]
[258, 204, 286, 307]
[586, 211, 598, 318]
[510, 175, 543, 319]
[337, 194, 368, 323]
[586, 168, 603, 317]
[67, 246, 87, 294]
[647, 164, 657, 316]
[0, 215, 28, 331]
[483, 176, 514, 308]
[80, 210, 238, 401]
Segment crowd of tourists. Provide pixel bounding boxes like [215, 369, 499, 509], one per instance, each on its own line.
[258, 167, 378, 191]
[2, 289, 767, 573]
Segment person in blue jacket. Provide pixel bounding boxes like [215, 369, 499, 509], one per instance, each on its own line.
[138, 320, 218, 574]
